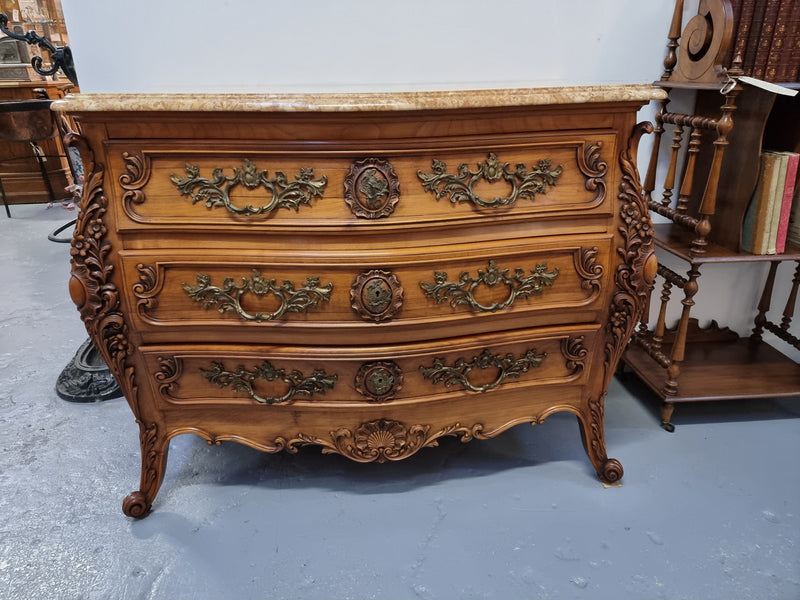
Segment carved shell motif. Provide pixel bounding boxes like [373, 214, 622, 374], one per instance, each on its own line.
[293, 419, 486, 463]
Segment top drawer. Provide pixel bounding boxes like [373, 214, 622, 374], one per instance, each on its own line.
[105, 134, 618, 234]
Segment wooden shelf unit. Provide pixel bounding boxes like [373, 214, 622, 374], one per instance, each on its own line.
[625, 324, 800, 403]
[621, 0, 800, 430]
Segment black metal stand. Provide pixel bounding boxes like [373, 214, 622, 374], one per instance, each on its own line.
[55, 338, 122, 403]
[0, 13, 79, 86]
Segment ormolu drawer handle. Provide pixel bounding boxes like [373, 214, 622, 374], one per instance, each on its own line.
[420, 348, 546, 393]
[201, 360, 337, 405]
[182, 270, 333, 322]
[170, 159, 327, 216]
[419, 260, 559, 312]
[417, 152, 563, 209]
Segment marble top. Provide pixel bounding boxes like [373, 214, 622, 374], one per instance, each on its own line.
[51, 84, 666, 113]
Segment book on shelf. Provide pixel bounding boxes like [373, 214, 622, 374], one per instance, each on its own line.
[775, 151, 799, 253]
[724, 0, 799, 83]
[742, 0, 771, 75]
[786, 1, 800, 82]
[765, 0, 796, 81]
[752, 0, 781, 79]
[787, 182, 800, 249]
[741, 150, 799, 254]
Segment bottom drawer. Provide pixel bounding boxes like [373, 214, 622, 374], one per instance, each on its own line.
[141, 325, 599, 408]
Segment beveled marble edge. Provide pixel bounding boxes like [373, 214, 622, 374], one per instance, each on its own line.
[51, 84, 666, 113]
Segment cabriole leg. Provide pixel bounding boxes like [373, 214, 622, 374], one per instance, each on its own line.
[122, 421, 169, 518]
[577, 399, 624, 485]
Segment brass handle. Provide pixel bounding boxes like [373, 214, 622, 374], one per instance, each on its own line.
[420, 260, 559, 312]
[182, 270, 333, 322]
[417, 152, 562, 209]
[170, 159, 327, 216]
[201, 360, 337, 405]
[420, 348, 546, 393]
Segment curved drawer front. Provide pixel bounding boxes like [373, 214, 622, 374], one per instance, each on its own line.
[140, 325, 598, 407]
[120, 236, 612, 344]
[108, 134, 617, 231]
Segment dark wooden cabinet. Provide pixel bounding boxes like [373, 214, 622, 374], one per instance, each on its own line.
[0, 80, 74, 209]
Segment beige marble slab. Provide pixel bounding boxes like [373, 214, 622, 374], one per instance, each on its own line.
[51, 84, 666, 113]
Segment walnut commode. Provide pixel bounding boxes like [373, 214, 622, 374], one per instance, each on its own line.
[53, 86, 663, 517]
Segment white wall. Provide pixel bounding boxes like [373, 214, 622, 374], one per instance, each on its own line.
[57, 0, 799, 360]
[59, 0, 674, 93]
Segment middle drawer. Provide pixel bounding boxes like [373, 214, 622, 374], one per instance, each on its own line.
[120, 235, 613, 346]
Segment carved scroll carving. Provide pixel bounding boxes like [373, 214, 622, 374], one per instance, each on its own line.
[200, 360, 337, 405]
[182, 270, 333, 322]
[420, 260, 559, 313]
[575, 247, 604, 292]
[64, 130, 137, 409]
[63, 122, 159, 518]
[133, 263, 161, 315]
[170, 159, 327, 216]
[562, 335, 588, 376]
[420, 348, 546, 393]
[155, 355, 182, 397]
[417, 152, 563, 209]
[604, 122, 657, 386]
[672, 0, 734, 84]
[578, 143, 607, 205]
[119, 151, 151, 210]
[344, 158, 401, 219]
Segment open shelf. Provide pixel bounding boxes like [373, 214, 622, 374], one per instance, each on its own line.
[624, 334, 800, 403]
[653, 223, 800, 264]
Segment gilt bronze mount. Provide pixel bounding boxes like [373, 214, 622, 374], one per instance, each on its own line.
[420, 260, 559, 312]
[170, 160, 327, 216]
[182, 270, 333, 322]
[417, 152, 563, 209]
[201, 360, 337, 405]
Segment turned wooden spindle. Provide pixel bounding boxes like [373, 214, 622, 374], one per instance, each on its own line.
[691, 85, 739, 257]
[653, 277, 674, 351]
[662, 0, 684, 80]
[642, 98, 667, 206]
[661, 124, 685, 208]
[676, 125, 702, 215]
[780, 261, 800, 331]
[663, 265, 701, 398]
[751, 262, 778, 344]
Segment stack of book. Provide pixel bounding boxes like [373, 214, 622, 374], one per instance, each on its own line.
[724, 0, 800, 83]
[741, 150, 800, 254]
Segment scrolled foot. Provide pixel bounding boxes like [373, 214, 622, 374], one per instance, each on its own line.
[599, 458, 624, 484]
[122, 491, 151, 518]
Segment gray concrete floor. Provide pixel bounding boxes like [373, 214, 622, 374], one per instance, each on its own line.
[1, 203, 799, 600]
